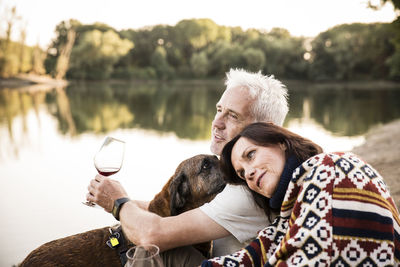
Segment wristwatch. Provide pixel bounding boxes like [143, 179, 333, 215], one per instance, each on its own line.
[112, 197, 130, 221]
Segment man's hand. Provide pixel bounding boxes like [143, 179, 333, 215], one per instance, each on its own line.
[86, 174, 128, 212]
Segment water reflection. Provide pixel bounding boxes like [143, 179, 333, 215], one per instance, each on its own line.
[287, 83, 400, 136]
[54, 81, 221, 140]
[1, 81, 400, 143]
[1, 81, 400, 266]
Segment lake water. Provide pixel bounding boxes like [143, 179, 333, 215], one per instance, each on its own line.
[1, 80, 400, 266]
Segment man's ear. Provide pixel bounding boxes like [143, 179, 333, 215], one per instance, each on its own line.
[169, 172, 190, 216]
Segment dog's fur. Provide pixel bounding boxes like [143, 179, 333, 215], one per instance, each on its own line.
[20, 154, 225, 267]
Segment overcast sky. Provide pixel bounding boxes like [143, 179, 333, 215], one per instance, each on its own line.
[1, 0, 397, 48]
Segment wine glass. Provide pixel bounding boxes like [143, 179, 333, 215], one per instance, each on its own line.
[83, 136, 125, 207]
[125, 245, 164, 267]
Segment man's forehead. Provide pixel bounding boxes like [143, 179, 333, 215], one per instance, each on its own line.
[218, 87, 252, 104]
[217, 96, 254, 117]
[216, 102, 241, 115]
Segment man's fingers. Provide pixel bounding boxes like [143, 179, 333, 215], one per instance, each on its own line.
[90, 179, 99, 188]
[87, 184, 95, 194]
[95, 174, 105, 182]
[86, 192, 95, 202]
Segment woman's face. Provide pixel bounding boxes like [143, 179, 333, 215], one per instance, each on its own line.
[231, 137, 286, 198]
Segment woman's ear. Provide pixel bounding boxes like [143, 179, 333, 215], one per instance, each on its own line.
[279, 142, 287, 151]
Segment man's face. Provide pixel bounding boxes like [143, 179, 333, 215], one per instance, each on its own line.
[210, 86, 256, 155]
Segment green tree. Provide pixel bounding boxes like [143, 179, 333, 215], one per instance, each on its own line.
[369, 0, 400, 80]
[190, 51, 209, 77]
[243, 48, 265, 72]
[309, 23, 394, 81]
[175, 19, 222, 50]
[174, 18, 231, 69]
[207, 40, 245, 76]
[386, 19, 400, 80]
[0, 5, 21, 77]
[68, 30, 133, 79]
[55, 27, 75, 80]
[368, 0, 400, 10]
[151, 46, 174, 80]
[44, 19, 81, 76]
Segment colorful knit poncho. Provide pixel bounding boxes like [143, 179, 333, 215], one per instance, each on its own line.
[202, 152, 400, 266]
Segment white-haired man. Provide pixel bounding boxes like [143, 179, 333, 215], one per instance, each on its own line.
[87, 68, 289, 265]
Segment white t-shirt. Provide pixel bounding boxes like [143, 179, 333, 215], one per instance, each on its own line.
[199, 184, 271, 256]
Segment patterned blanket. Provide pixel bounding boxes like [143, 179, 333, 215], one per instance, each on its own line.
[202, 152, 400, 266]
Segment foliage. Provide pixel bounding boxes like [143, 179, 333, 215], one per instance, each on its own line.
[0, 5, 45, 77]
[150, 46, 175, 80]
[243, 48, 265, 72]
[190, 51, 209, 78]
[41, 18, 399, 81]
[67, 29, 133, 79]
[2, 7, 400, 81]
[0, 38, 41, 77]
[368, 0, 400, 10]
[309, 23, 395, 81]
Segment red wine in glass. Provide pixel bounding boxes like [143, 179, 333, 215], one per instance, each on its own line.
[96, 167, 120, 176]
[83, 136, 125, 207]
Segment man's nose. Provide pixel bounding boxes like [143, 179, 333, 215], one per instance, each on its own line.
[212, 113, 225, 129]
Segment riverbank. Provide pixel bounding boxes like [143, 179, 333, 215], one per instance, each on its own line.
[352, 119, 400, 208]
[0, 74, 67, 91]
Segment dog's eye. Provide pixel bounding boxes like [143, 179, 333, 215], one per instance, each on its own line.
[201, 159, 211, 171]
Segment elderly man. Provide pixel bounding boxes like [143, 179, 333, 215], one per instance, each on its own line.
[87, 68, 289, 265]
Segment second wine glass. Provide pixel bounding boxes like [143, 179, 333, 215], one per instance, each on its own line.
[125, 245, 164, 267]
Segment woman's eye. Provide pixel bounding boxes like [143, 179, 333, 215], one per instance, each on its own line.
[247, 150, 255, 159]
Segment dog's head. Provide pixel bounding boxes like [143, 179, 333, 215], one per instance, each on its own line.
[169, 154, 225, 216]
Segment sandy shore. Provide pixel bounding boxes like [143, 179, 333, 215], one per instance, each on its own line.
[352, 119, 400, 209]
[0, 74, 67, 91]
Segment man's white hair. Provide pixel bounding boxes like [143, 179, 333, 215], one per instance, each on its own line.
[224, 68, 288, 126]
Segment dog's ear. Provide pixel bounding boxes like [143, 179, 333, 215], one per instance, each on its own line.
[169, 172, 190, 216]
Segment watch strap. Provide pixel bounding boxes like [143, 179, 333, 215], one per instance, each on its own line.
[112, 197, 130, 221]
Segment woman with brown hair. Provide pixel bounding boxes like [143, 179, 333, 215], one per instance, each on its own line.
[202, 122, 400, 266]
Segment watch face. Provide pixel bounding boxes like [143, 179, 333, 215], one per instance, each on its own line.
[112, 198, 130, 220]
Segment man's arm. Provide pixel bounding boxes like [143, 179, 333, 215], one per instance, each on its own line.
[120, 202, 230, 252]
[87, 174, 230, 252]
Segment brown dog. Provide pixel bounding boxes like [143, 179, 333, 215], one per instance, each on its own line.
[20, 154, 225, 267]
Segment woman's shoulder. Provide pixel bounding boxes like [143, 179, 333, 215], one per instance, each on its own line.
[302, 152, 365, 167]
[292, 152, 370, 182]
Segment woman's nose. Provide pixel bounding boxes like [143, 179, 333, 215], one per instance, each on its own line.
[245, 167, 256, 181]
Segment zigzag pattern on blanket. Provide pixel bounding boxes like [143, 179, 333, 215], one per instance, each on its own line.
[202, 152, 400, 267]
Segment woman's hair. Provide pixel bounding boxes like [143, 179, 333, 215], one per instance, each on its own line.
[220, 122, 323, 217]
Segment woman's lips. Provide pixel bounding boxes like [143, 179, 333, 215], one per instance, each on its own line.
[256, 172, 266, 188]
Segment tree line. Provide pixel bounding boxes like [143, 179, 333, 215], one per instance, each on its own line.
[0, 6, 46, 78]
[1, 2, 399, 81]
